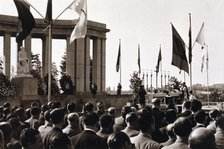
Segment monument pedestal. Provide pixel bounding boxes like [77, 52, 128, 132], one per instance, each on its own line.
[11, 76, 38, 96]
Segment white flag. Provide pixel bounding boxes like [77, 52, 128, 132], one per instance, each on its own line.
[69, 0, 87, 43]
[201, 45, 209, 73]
[195, 23, 206, 48]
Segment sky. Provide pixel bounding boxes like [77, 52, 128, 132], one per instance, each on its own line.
[0, 0, 224, 90]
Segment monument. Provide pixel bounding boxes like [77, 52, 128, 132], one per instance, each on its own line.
[11, 46, 37, 97]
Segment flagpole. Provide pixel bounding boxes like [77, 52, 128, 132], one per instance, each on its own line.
[119, 39, 121, 84]
[206, 45, 209, 107]
[47, 22, 52, 102]
[189, 13, 193, 90]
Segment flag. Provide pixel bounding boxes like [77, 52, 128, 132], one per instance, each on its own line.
[13, 0, 36, 44]
[45, 0, 52, 24]
[69, 0, 87, 43]
[155, 46, 162, 73]
[195, 23, 206, 48]
[188, 14, 192, 63]
[171, 24, 189, 74]
[116, 40, 121, 72]
[138, 44, 141, 74]
[201, 45, 209, 72]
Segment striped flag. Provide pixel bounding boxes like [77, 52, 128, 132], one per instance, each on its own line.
[13, 0, 36, 44]
[138, 44, 141, 74]
[155, 46, 162, 73]
[69, 0, 87, 43]
[116, 40, 121, 72]
[171, 24, 189, 74]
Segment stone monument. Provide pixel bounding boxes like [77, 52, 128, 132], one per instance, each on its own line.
[11, 46, 38, 97]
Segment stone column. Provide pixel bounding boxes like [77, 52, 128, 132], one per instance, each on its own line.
[85, 36, 90, 92]
[101, 38, 106, 92]
[75, 38, 85, 92]
[92, 38, 102, 91]
[25, 35, 32, 70]
[3, 32, 11, 78]
[66, 37, 76, 84]
[41, 36, 49, 77]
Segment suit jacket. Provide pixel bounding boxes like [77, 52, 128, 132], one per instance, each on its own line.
[71, 130, 107, 149]
[215, 128, 224, 149]
[130, 132, 163, 149]
[41, 127, 63, 149]
[161, 138, 188, 149]
[122, 126, 139, 137]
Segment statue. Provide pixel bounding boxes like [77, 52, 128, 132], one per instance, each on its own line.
[17, 46, 29, 76]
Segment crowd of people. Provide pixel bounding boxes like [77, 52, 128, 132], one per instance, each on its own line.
[0, 97, 223, 149]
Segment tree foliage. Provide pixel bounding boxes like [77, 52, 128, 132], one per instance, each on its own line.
[59, 74, 74, 95]
[0, 72, 16, 97]
[129, 71, 142, 100]
[169, 76, 182, 91]
[60, 52, 66, 76]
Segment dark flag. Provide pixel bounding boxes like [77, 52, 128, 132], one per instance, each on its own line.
[155, 47, 162, 73]
[45, 0, 52, 24]
[138, 44, 141, 74]
[116, 40, 121, 72]
[188, 14, 192, 64]
[171, 24, 189, 74]
[13, 0, 36, 44]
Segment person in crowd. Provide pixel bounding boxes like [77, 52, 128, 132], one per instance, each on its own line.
[188, 99, 202, 127]
[14, 107, 29, 129]
[25, 107, 41, 130]
[162, 117, 192, 149]
[91, 83, 97, 96]
[97, 114, 114, 139]
[130, 108, 162, 149]
[20, 128, 43, 149]
[0, 130, 4, 149]
[108, 107, 116, 120]
[188, 127, 216, 149]
[151, 98, 166, 143]
[71, 112, 107, 149]
[207, 109, 222, 133]
[96, 101, 106, 118]
[0, 122, 13, 149]
[114, 105, 132, 133]
[63, 103, 76, 128]
[39, 104, 50, 127]
[177, 101, 192, 118]
[214, 116, 224, 149]
[79, 102, 94, 130]
[38, 110, 52, 137]
[42, 108, 64, 149]
[180, 82, 189, 101]
[138, 85, 147, 107]
[192, 110, 207, 130]
[189, 90, 196, 101]
[107, 131, 134, 149]
[122, 112, 139, 137]
[117, 83, 122, 95]
[161, 124, 176, 147]
[7, 117, 22, 148]
[49, 133, 73, 149]
[63, 112, 80, 137]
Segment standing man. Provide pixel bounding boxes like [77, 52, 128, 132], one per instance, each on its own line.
[117, 83, 122, 95]
[138, 85, 147, 107]
[180, 82, 189, 101]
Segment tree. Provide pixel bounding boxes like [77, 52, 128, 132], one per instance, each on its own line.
[30, 53, 41, 74]
[0, 72, 16, 98]
[59, 74, 74, 95]
[43, 74, 60, 96]
[52, 62, 59, 81]
[60, 52, 66, 76]
[169, 76, 182, 91]
[0, 57, 3, 73]
[129, 71, 142, 104]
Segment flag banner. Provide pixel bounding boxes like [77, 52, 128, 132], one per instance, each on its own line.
[138, 44, 141, 74]
[171, 24, 189, 74]
[45, 0, 52, 24]
[13, 0, 36, 44]
[188, 14, 192, 63]
[116, 41, 121, 72]
[155, 47, 162, 73]
[69, 0, 87, 43]
[201, 45, 209, 73]
[195, 23, 205, 48]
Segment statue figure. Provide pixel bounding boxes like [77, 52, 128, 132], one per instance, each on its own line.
[18, 46, 29, 76]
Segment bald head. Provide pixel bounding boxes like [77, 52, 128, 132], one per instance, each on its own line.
[188, 128, 216, 149]
[67, 112, 79, 124]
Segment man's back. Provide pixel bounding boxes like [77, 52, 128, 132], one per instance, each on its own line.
[71, 130, 107, 149]
[42, 127, 63, 149]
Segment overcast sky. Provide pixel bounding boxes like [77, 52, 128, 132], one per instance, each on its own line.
[1, 0, 224, 90]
